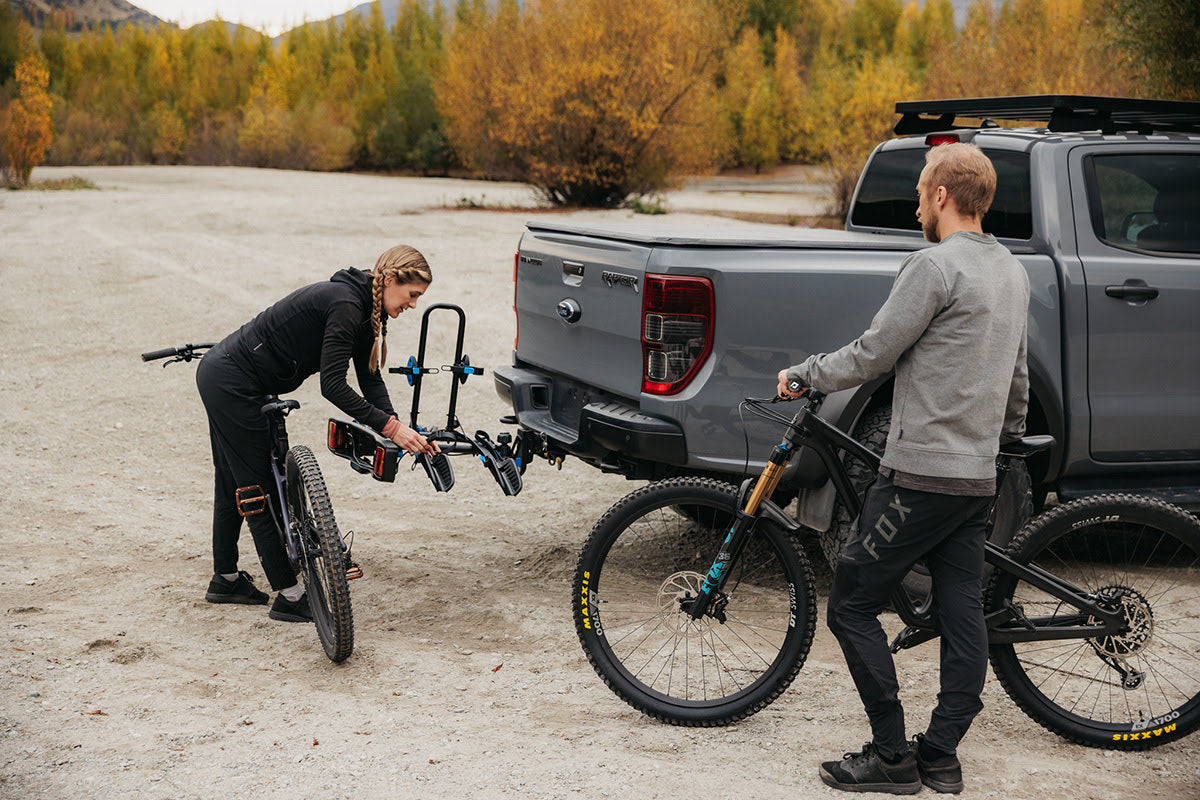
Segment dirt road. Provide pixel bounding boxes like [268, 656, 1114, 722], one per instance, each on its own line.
[1, 166, 1195, 799]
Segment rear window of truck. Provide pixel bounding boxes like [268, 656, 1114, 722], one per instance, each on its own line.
[851, 147, 1033, 240]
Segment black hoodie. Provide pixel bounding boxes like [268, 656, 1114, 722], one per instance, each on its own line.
[222, 268, 396, 432]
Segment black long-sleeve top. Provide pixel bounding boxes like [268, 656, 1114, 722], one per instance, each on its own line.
[222, 268, 396, 432]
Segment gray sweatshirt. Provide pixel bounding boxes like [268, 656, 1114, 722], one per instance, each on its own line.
[787, 231, 1029, 481]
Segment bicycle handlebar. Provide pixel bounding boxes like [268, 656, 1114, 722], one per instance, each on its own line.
[140, 342, 217, 362]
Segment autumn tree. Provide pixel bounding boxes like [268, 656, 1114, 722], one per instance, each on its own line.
[1104, 0, 1199, 99]
[5, 51, 53, 184]
[438, 0, 725, 206]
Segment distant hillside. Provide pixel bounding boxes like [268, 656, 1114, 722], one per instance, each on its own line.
[9, 0, 163, 30]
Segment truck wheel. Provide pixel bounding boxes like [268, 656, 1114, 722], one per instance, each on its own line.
[820, 405, 1034, 576]
[821, 406, 890, 568]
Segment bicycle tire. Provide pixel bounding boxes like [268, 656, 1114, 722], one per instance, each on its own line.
[986, 493, 1200, 749]
[573, 477, 816, 726]
[286, 445, 354, 663]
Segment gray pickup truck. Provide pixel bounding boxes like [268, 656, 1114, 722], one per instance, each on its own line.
[495, 95, 1200, 558]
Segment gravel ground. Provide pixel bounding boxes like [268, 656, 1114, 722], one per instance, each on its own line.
[1, 165, 1196, 799]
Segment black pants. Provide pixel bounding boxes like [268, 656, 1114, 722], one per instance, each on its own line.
[827, 472, 992, 761]
[195, 344, 295, 591]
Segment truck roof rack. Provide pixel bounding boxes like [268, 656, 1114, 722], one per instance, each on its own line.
[894, 95, 1200, 136]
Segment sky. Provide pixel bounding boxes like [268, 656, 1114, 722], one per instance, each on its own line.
[131, 1, 363, 37]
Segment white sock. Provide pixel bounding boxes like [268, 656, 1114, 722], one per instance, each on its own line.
[280, 584, 304, 602]
[221, 572, 240, 582]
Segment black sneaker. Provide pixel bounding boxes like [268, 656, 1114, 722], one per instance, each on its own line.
[268, 592, 314, 623]
[819, 742, 921, 795]
[912, 733, 964, 794]
[205, 571, 269, 605]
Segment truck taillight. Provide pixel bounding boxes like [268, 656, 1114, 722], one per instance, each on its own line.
[642, 274, 713, 395]
[513, 252, 519, 349]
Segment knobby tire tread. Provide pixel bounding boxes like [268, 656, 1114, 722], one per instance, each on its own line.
[288, 445, 354, 663]
[574, 477, 816, 727]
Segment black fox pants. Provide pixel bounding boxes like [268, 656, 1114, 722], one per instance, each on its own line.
[827, 472, 992, 761]
[195, 344, 295, 591]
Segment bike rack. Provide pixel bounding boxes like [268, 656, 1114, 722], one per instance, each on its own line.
[327, 303, 531, 496]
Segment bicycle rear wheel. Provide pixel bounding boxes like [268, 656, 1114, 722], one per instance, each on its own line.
[573, 478, 816, 726]
[986, 494, 1200, 749]
[286, 445, 354, 663]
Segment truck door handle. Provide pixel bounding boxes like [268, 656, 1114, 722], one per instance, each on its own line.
[1105, 282, 1159, 301]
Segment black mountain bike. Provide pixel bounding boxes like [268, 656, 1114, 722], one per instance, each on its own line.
[144, 342, 369, 663]
[573, 390, 1200, 750]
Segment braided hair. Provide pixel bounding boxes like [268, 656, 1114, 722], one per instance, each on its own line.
[369, 245, 433, 373]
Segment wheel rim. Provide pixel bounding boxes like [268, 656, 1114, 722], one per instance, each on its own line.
[591, 499, 797, 707]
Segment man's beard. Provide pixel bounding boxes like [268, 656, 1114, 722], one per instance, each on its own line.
[922, 208, 941, 243]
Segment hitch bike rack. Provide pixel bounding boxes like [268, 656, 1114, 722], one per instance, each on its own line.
[327, 303, 533, 496]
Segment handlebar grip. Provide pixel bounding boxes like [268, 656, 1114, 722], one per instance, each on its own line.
[141, 346, 180, 362]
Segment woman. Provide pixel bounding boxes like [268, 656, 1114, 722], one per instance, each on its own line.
[196, 244, 438, 622]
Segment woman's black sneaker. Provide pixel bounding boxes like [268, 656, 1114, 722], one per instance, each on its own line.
[912, 733, 964, 794]
[819, 742, 921, 794]
[205, 571, 269, 605]
[269, 592, 314, 623]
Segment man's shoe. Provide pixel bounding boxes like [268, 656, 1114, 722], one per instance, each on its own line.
[269, 592, 314, 623]
[912, 733, 964, 794]
[819, 742, 921, 794]
[205, 571, 269, 605]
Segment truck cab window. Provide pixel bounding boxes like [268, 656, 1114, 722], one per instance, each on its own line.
[851, 147, 1032, 240]
[1087, 153, 1200, 255]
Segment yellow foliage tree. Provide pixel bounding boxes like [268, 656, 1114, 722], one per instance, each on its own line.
[438, 0, 725, 206]
[805, 49, 917, 217]
[6, 52, 54, 185]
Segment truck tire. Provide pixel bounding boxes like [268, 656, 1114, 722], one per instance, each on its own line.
[819, 405, 1033, 571]
[821, 406, 890, 568]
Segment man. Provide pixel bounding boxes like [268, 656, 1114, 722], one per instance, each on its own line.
[777, 142, 1029, 795]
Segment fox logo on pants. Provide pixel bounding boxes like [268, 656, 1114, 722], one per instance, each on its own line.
[861, 495, 912, 560]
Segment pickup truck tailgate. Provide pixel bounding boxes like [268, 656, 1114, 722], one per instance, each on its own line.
[514, 226, 652, 399]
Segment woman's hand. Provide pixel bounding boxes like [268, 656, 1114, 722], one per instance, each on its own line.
[391, 424, 441, 455]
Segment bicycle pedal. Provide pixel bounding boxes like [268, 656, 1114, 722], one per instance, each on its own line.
[235, 485, 268, 517]
[346, 561, 363, 580]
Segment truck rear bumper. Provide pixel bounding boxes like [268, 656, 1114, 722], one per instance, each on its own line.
[494, 364, 687, 466]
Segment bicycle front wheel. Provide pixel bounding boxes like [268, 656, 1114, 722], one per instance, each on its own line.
[286, 445, 354, 663]
[573, 478, 816, 726]
[986, 494, 1200, 749]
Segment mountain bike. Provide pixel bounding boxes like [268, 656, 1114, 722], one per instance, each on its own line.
[572, 389, 1200, 749]
[143, 342, 387, 663]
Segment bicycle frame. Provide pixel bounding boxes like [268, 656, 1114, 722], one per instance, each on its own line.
[264, 409, 298, 565]
[690, 392, 1126, 647]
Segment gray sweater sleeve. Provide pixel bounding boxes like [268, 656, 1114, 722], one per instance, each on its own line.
[786, 252, 947, 393]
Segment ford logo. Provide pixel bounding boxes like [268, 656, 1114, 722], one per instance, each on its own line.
[556, 298, 582, 324]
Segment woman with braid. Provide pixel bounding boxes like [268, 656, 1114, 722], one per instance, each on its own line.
[196, 245, 438, 622]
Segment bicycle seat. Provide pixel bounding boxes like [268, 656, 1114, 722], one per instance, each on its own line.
[261, 398, 301, 416]
[999, 435, 1054, 458]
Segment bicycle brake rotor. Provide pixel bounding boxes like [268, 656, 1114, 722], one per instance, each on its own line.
[658, 571, 715, 634]
[1089, 585, 1155, 660]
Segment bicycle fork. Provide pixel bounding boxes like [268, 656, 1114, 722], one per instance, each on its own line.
[684, 441, 795, 621]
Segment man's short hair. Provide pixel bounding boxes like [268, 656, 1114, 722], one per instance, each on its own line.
[923, 143, 997, 219]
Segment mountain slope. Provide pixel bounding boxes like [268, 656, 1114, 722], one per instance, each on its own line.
[10, 0, 163, 29]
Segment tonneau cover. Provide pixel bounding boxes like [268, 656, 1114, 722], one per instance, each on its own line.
[525, 220, 925, 251]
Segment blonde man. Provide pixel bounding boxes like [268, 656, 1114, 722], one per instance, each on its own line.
[779, 143, 1029, 795]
